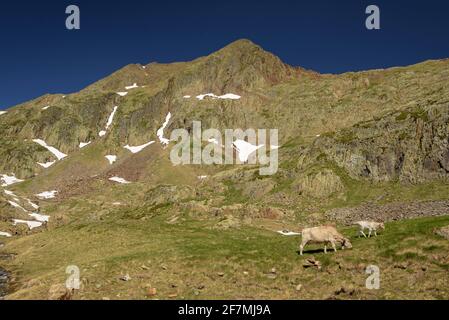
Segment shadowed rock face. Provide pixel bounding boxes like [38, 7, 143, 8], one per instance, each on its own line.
[0, 252, 12, 299]
[307, 104, 449, 183]
[0, 267, 9, 298]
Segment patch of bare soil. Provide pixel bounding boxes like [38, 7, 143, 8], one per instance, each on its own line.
[107, 145, 162, 182]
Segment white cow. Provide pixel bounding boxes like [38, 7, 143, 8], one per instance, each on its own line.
[354, 221, 385, 238]
[299, 226, 352, 255]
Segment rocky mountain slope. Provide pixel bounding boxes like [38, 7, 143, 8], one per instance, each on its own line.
[0, 38, 448, 228]
[0, 39, 448, 299]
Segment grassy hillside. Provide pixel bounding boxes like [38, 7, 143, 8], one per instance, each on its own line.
[2, 212, 449, 299]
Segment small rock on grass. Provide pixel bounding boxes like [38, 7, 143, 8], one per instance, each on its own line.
[119, 274, 131, 281]
[295, 284, 302, 291]
[303, 257, 322, 269]
[394, 262, 408, 270]
[266, 273, 277, 280]
[147, 288, 157, 297]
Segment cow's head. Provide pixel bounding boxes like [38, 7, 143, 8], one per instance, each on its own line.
[342, 238, 353, 249]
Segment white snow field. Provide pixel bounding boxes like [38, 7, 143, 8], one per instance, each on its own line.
[37, 161, 56, 168]
[105, 106, 118, 130]
[196, 93, 241, 101]
[13, 219, 43, 230]
[28, 213, 50, 222]
[99, 106, 118, 137]
[124, 141, 155, 153]
[35, 190, 58, 199]
[32, 139, 67, 160]
[0, 174, 24, 187]
[105, 155, 117, 165]
[116, 92, 128, 97]
[218, 93, 241, 100]
[8, 201, 28, 212]
[0, 111, 7, 115]
[79, 141, 91, 148]
[26, 199, 39, 210]
[157, 112, 172, 145]
[109, 177, 130, 184]
[125, 83, 139, 90]
[3, 190, 17, 197]
[232, 139, 264, 163]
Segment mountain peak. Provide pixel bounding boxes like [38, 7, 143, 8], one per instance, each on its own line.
[213, 39, 270, 58]
[202, 39, 299, 88]
[220, 39, 261, 51]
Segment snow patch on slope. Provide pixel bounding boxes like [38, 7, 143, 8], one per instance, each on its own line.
[125, 83, 138, 90]
[26, 199, 39, 210]
[29, 213, 50, 222]
[116, 92, 128, 97]
[99, 106, 118, 137]
[0, 111, 8, 115]
[36, 190, 58, 199]
[105, 155, 117, 165]
[33, 139, 67, 160]
[13, 219, 42, 230]
[233, 140, 264, 163]
[105, 106, 118, 130]
[109, 177, 130, 184]
[196, 93, 241, 101]
[4, 190, 17, 197]
[0, 231, 11, 237]
[124, 141, 155, 153]
[1, 174, 24, 187]
[218, 93, 241, 100]
[8, 200, 28, 212]
[157, 112, 172, 145]
[79, 141, 91, 148]
[37, 161, 56, 168]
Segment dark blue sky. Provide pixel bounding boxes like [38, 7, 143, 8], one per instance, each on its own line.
[1, 0, 448, 109]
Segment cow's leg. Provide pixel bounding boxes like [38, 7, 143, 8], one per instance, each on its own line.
[300, 240, 308, 256]
[360, 229, 367, 238]
[331, 241, 337, 252]
[368, 229, 372, 238]
[324, 245, 327, 254]
[374, 230, 378, 237]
